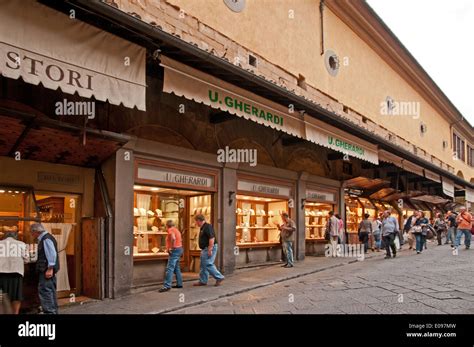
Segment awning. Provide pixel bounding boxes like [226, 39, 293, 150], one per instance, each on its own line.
[160, 55, 305, 138]
[304, 115, 379, 164]
[379, 150, 430, 178]
[411, 195, 449, 204]
[0, 0, 146, 111]
[160, 55, 379, 164]
[466, 188, 474, 203]
[442, 177, 455, 198]
[424, 169, 441, 183]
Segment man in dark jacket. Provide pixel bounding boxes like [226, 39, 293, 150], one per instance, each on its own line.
[31, 223, 59, 314]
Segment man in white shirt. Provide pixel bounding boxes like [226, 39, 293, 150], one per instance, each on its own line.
[0, 230, 29, 314]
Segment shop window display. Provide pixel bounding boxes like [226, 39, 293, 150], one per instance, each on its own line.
[305, 203, 333, 239]
[133, 186, 212, 258]
[235, 195, 287, 246]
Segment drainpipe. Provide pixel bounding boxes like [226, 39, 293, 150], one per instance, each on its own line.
[320, 0, 325, 56]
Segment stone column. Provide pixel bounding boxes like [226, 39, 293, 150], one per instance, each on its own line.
[220, 165, 237, 275]
[296, 173, 307, 261]
[112, 148, 135, 297]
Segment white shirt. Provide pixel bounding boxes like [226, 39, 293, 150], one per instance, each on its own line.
[0, 237, 29, 276]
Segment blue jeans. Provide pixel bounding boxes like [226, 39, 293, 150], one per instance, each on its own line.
[282, 241, 294, 265]
[447, 227, 456, 244]
[415, 233, 425, 253]
[199, 244, 224, 284]
[38, 273, 58, 314]
[164, 247, 183, 289]
[455, 229, 471, 249]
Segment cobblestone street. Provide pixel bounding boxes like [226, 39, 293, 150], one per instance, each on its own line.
[61, 241, 474, 314]
[173, 243, 474, 314]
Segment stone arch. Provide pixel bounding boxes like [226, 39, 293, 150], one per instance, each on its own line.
[457, 170, 464, 179]
[126, 124, 195, 150]
[470, 177, 474, 183]
[284, 146, 329, 177]
[226, 138, 276, 167]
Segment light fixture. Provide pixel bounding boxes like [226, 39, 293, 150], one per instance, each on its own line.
[0, 190, 4, 193]
[151, 187, 160, 191]
[134, 185, 142, 190]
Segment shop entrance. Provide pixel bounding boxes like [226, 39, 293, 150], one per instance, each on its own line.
[35, 192, 81, 299]
[133, 185, 213, 272]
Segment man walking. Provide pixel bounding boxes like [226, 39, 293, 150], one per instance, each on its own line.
[455, 207, 472, 250]
[382, 210, 399, 259]
[445, 211, 457, 245]
[277, 212, 296, 268]
[159, 220, 183, 292]
[403, 213, 416, 250]
[327, 211, 339, 257]
[193, 214, 224, 287]
[30, 223, 59, 314]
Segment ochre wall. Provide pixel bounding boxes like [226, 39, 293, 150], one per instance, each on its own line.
[166, 0, 473, 179]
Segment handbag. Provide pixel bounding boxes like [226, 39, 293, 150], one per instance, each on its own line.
[324, 222, 331, 241]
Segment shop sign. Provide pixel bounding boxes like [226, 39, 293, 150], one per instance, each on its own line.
[0, 0, 146, 110]
[208, 89, 284, 126]
[37, 172, 80, 186]
[328, 136, 365, 156]
[238, 180, 291, 197]
[137, 166, 214, 188]
[306, 189, 335, 202]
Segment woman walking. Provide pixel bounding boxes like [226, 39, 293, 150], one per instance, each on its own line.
[413, 211, 429, 254]
[0, 229, 29, 314]
[358, 213, 372, 254]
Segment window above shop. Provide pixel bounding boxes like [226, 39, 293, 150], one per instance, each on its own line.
[467, 144, 474, 168]
[453, 132, 465, 162]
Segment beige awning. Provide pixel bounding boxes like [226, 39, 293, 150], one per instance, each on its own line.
[411, 195, 449, 204]
[379, 149, 404, 166]
[160, 55, 306, 138]
[442, 177, 455, 198]
[424, 169, 441, 183]
[160, 55, 379, 164]
[466, 188, 474, 203]
[0, 0, 146, 110]
[304, 115, 379, 164]
[379, 150, 438, 179]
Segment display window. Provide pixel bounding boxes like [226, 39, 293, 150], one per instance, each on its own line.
[305, 203, 333, 240]
[133, 185, 212, 264]
[235, 195, 286, 247]
[345, 196, 362, 234]
[0, 187, 39, 243]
